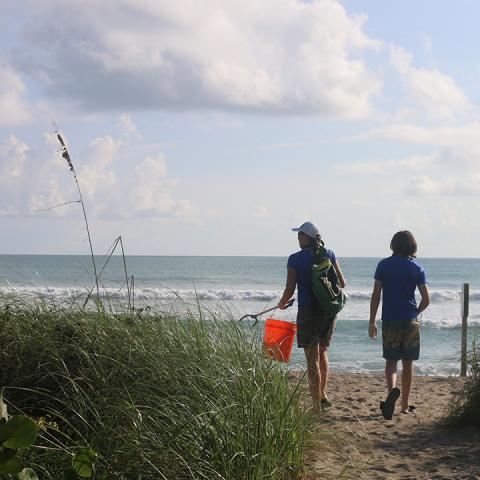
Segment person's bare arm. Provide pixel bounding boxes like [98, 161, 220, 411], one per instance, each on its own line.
[369, 280, 382, 339]
[417, 283, 430, 315]
[333, 260, 346, 288]
[278, 268, 296, 309]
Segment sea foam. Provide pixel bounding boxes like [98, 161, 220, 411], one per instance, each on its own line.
[0, 286, 479, 303]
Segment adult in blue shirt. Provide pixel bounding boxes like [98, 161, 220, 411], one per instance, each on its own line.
[369, 230, 430, 419]
[278, 221, 346, 412]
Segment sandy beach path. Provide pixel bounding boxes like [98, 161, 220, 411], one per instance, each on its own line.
[296, 372, 480, 479]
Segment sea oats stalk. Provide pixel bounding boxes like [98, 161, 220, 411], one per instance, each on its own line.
[54, 127, 100, 304]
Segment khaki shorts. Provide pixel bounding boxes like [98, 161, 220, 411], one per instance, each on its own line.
[296, 306, 336, 348]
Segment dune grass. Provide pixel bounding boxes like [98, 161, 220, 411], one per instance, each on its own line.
[0, 300, 312, 479]
[445, 338, 480, 427]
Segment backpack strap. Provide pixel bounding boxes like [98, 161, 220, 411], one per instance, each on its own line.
[314, 245, 327, 264]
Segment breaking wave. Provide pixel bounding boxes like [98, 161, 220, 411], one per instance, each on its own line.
[1, 286, 479, 303]
[0, 285, 281, 302]
[346, 289, 480, 302]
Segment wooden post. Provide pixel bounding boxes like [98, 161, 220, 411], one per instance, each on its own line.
[461, 283, 469, 377]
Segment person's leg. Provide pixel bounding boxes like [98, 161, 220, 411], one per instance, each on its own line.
[380, 359, 400, 419]
[385, 359, 398, 393]
[401, 359, 413, 411]
[304, 345, 321, 411]
[319, 346, 329, 399]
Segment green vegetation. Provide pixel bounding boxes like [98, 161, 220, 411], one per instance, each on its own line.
[446, 339, 480, 427]
[0, 301, 312, 479]
[0, 402, 38, 477]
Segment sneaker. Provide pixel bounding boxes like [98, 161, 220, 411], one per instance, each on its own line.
[321, 398, 332, 410]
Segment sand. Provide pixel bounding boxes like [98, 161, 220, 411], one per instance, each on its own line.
[293, 372, 480, 479]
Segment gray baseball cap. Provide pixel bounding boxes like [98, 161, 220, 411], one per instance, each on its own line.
[291, 221, 320, 238]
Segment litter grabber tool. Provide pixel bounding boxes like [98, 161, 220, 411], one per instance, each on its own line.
[238, 298, 295, 327]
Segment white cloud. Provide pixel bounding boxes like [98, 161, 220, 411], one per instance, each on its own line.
[0, 60, 31, 126]
[407, 174, 480, 196]
[127, 154, 176, 218]
[0, 134, 28, 177]
[0, 116, 197, 219]
[352, 122, 480, 197]
[253, 205, 270, 218]
[0, 135, 29, 214]
[390, 45, 470, 119]
[337, 153, 434, 175]
[10, 0, 382, 118]
[406, 175, 443, 195]
[118, 113, 142, 142]
[75, 133, 197, 220]
[0, 134, 69, 215]
[78, 135, 118, 201]
[418, 32, 432, 55]
[360, 123, 480, 165]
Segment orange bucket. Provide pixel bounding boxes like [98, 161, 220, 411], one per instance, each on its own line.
[263, 318, 297, 362]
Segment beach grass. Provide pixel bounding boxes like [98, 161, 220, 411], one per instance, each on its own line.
[0, 299, 312, 479]
[445, 338, 480, 427]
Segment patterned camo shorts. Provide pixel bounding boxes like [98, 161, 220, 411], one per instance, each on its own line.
[296, 306, 336, 349]
[382, 319, 420, 361]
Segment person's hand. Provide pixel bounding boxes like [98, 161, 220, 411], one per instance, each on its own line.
[368, 322, 377, 340]
[277, 299, 290, 310]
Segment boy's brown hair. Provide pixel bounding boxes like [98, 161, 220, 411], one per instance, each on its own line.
[390, 230, 417, 258]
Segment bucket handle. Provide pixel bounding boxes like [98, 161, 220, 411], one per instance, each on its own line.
[238, 298, 295, 327]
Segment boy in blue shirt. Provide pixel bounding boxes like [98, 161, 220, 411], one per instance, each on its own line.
[369, 231, 430, 419]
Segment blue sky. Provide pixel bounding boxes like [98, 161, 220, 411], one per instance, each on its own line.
[0, 0, 479, 257]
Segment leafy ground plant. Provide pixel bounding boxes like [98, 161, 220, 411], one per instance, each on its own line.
[0, 300, 312, 479]
[0, 396, 38, 478]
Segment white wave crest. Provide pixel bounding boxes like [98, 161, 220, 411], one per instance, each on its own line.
[346, 289, 480, 303]
[345, 291, 371, 300]
[2, 285, 480, 306]
[0, 285, 281, 302]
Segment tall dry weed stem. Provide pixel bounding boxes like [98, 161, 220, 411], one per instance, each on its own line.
[53, 126, 100, 304]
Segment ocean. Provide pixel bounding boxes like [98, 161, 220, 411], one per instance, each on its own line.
[1, 254, 479, 376]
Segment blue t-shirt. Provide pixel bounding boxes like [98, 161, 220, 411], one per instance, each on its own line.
[287, 247, 337, 308]
[374, 255, 427, 322]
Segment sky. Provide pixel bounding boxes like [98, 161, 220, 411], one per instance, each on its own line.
[0, 0, 479, 257]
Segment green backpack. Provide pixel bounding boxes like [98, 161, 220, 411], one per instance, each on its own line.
[311, 246, 347, 316]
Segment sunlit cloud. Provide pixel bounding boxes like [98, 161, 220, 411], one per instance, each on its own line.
[357, 123, 480, 167]
[118, 113, 142, 142]
[407, 174, 480, 196]
[337, 154, 435, 175]
[418, 32, 433, 55]
[390, 45, 470, 119]
[9, 0, 382, 118]
[0, 60, 31, 126]
[253, 205, 271, 218]
[0, 116, 197, 220]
